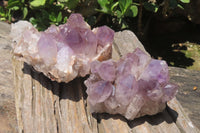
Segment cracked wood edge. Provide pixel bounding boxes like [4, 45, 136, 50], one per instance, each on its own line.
[13, 58, 99, 133]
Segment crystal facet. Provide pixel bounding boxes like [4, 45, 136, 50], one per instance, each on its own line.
[85, 48, 178, 120]
[11, 13, 114, 82]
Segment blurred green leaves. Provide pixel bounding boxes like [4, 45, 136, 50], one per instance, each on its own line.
[0, 6, 7, 21]
[97, 0, 118, 15]
[180, 0, 190, 4]
[58, 0, 79, 9]
[119, 0, 132, 14]
[23, 7, 28, 19]
[143, 2, 158, 13]
[1, 0, 72, 30]
[96, 0, 190, 29]
[30, 0, 46, 8]
[97, 0, 138, 18]
[0, 0, 191, 31]
[129, 5, 138, 17]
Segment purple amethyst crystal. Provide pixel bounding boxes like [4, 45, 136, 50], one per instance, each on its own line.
[11, 13, 114, 82]
[85, 48, 178, 120]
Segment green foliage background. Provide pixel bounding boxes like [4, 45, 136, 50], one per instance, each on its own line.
[0, 0, 190, 31]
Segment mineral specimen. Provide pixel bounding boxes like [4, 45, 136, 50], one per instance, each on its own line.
[11, 13, 114, 82]
[85, 48, 178, 120]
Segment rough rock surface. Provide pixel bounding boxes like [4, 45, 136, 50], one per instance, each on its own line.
[11, 13, 114, 83]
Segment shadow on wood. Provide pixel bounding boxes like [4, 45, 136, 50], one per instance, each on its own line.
[20, 61, 181, 133]
[22, 62, 86, 102]
[13, 30, 200, 133]
[128, 107, 178, 128]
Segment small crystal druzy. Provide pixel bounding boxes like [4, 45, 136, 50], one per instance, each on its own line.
[11, 13, 114, 82]
[85, 48, 178, 120]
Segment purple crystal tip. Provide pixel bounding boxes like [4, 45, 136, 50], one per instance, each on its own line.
[11, 13, 114, 83]
[85, 48, 178, 120]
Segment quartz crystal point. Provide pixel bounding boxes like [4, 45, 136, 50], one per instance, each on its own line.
[85, 48, 178, 120]
[11, 13, 114, 82]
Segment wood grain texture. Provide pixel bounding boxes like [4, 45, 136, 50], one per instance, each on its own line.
[13, 30, 200, 133]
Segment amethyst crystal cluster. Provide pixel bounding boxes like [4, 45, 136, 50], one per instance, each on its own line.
[85, 48, 178, 120]
[11, 13, 178, 120]
[11, 13, 114, 82]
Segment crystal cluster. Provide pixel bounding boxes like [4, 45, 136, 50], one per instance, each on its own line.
[85, 48, 178, 120]
[11, 13, 114, 82]
[11, 13, 177, 120]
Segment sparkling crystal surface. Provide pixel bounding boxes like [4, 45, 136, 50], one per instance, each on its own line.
[11, 13, 114, 82]
[85, 48, 178, 120]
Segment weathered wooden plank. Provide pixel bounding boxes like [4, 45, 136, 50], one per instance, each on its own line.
[13, 30, 200, 133]
[169, 67, 200, 129]
[168, 98, 200, 133]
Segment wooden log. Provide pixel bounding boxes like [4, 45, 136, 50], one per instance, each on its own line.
[13, 30, 200, 133]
